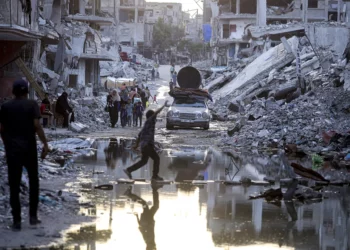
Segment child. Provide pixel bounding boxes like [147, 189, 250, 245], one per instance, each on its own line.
[120, 103, 128, 128]
[126, 99, 133, 127]
[172, 71, 177, 86]
[124, 101, 169, 181]
[135, 101, 144, 127]
[153, 94, 158, 104]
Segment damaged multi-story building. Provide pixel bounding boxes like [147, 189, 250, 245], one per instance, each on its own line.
[209, 0, 350, 66]
[0, 0, 114, 100]
[185, 14, 204, 43]
[0, 0, 44, 99]
[145, 2, 184, 27]
[43, 0, 114, 96]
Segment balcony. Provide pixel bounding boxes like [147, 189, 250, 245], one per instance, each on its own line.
[0, 0, 42, 41]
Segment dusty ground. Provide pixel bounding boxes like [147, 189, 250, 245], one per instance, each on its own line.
[0, 177, 93, 248]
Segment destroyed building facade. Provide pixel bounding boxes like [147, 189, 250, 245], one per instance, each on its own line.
[209, 0, 350, 65]
[0, 0, 115, 100]
[185, 14, 204, 43]
[145, 2, 184, 27]
[0, 0, 43, 99]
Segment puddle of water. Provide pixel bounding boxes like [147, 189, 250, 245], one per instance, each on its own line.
[62, 139, 350, 250]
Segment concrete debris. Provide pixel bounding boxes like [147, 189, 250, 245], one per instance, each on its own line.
[70, 95, 110, 132]
[69, 122, 89, 133]
[0, 139, 90, 224]
[212, 36, 299, 102]
[205, 26, 350, 155]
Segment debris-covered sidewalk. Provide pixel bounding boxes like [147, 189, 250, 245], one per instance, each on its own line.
[0, 138, 97, 247]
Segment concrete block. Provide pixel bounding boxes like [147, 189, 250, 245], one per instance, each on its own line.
[213, 37, 299, 101]
[70, 122, 89, 133]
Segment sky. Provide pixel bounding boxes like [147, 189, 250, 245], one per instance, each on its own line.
[147, 0, 203, 14]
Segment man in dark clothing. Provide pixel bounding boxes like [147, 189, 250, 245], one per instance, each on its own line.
[140, 89, 147, 108]
[151, 68, 155, 80]
[123, 101, 168, 181]
[0, 79, 49, 231]
[135, 101, 144, 127]
[56, 92, 75, 128]
[124, 184, 161, 250]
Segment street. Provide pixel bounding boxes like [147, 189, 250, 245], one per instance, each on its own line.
[0, 64, 349, 249]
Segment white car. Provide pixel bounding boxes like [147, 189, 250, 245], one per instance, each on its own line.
[166, 97, 210, 130]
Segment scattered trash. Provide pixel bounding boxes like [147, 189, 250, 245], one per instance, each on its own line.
[290, 163, 329, 182]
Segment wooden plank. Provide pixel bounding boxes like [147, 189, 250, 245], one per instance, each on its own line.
[15, 58, 45, 99]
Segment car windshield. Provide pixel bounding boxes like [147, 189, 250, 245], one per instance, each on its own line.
[172, 98, 206, 108]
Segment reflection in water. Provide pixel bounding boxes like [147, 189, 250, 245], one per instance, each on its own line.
[66, 224, 112, 248]
[125, 185, 161, 250]
[68, 140, 350, 250]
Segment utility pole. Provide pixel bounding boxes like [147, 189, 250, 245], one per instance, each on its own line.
[302, 0, 308, 23]
[337, 0, 342, 23]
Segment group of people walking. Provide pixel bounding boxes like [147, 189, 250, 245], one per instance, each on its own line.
[106, 84, 153, 128]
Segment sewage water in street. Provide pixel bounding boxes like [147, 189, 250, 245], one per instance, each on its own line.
[63, 139, 350, 250]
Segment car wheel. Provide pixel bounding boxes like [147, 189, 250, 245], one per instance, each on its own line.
[203, 124, 209, 130]
[166, 123, 174, 130]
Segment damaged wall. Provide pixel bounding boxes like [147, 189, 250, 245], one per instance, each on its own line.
[221, 19, 255, 40]
[305, 23, 350, 59]
[118, 23, 145, 44]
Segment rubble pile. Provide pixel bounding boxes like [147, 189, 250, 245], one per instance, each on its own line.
[220, 86, 350, 151]
[71, 95, 110, 132]
[100, 40, 155, 82]
[207, 32, 350, 153]
[0, 138, 95, 223]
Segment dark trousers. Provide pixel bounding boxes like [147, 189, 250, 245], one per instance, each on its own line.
[7, 152, 39, 222]
[142, 98, 147, 109]
[127, 145, 160, 177]
[109, 106, 119, 127]
[121, 115, 127, 127]
[127, 115, 132, 126]
[60, 111, 75, 128]
[135, 114, 142, 127]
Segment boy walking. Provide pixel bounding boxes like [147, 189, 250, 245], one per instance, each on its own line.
[124, 101, 168, 181]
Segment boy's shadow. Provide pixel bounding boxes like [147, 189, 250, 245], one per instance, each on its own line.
[124, 184, 162, 250]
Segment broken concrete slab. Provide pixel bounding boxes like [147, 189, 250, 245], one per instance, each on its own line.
[213, 36, 299, 102]
[228, 117, 247, 137]
[248, 24, 305, 38]
[301, 56, 320, 74]
[69, 122, 89, 133]
[228, 102, 244, 113]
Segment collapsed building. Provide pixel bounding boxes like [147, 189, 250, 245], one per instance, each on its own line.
[204, 17, 350, 152]
[0, 0, 116, 100]
[208, 0, 350, 65]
